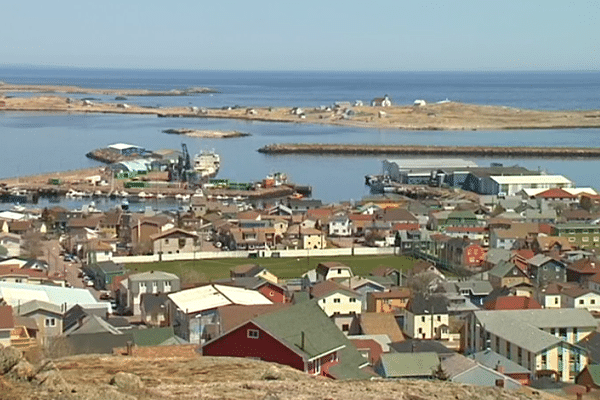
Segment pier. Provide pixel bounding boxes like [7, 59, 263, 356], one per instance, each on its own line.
[258, 144, 600, 158]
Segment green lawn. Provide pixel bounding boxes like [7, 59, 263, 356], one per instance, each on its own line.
[127, 254, 418, 283]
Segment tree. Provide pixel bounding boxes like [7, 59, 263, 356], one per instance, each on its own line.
[21, 231, 44, 259]
[407, 271, 440, 295]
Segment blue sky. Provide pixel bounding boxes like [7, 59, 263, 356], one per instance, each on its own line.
[2, 0, 598, 71]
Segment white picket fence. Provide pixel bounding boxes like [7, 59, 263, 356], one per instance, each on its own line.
[112, 246, 396, 264]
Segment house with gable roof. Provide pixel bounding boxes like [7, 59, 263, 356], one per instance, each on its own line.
[202, 300, 371, 380]
[442, 353, 522, 389]
[566, 257, 600, 283]
[403, 294, 449, 340]
[527, 254, 567, 285]
[310, 280, 362, 332]
[124, 270, 180, 315]
[488, 260, 530, 289]
[316, 262, 353, 281]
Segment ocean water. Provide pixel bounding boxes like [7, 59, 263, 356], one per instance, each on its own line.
[1, 67, 600, 205]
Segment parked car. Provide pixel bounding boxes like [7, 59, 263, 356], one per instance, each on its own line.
[86, 280, 94, 287]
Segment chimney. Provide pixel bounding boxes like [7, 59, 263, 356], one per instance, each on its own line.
[300, 331, 305, 350]
[497, 365, 505, 375]
[126, 341, 133, 356]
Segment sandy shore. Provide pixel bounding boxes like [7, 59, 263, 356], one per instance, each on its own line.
[1, 91, 600, 130]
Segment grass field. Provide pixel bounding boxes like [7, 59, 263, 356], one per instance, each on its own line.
[127, 254, 418, 282]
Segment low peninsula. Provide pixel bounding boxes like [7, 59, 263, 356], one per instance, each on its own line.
[2, 87, 600, 131]
[0, 82, 217, 96]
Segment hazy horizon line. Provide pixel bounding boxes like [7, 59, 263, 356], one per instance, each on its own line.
[1, 63, 599, 74]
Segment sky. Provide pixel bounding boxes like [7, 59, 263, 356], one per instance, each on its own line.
[1, 0, 599, 71]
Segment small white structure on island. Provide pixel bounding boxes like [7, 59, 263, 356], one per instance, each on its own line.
[378, 110, 386, 118]
[371, 94, 392, 107]
[117, 103, 130, 109]
[245, 108, 257, 115]
[413, 99, 427, 107]
[290, 107, 304, 115]
[354, 100, 364, 107]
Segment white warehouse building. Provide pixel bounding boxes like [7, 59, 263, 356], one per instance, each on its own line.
[489, 175, 574, 196]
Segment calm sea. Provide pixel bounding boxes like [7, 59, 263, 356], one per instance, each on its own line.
[1, 67, 600, 206]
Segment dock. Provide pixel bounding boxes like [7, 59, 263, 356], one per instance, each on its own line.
[258, 144, 600, 158]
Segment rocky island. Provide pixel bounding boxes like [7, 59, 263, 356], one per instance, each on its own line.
[162, 128, 250, 138]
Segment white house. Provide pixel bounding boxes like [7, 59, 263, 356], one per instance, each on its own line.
[403, 294, 449, 340]
[328, 216, 352, 237]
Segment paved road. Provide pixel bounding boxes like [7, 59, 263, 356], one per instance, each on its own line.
[40, 239, 84, 288]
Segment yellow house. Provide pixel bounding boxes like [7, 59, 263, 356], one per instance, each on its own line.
[466, 309, 596, 382]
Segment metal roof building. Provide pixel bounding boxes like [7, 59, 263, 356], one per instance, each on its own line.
[0, 281, 104, 311]
[108, 143, 145, 155]
[168, 284, 272, 315]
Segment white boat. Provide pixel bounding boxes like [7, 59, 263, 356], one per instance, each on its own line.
[193, 150, 220, 178]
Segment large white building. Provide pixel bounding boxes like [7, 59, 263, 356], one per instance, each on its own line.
[489, 175, 574, 196]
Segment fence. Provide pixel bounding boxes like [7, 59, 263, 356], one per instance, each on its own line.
[112, 246, 397, 264]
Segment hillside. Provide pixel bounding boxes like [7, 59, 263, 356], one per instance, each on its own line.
[0, 348, 562, 400]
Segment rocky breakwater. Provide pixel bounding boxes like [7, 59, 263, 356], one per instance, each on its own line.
[259, 143, 600, 158]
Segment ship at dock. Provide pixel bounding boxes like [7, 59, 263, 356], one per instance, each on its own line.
[193, 150, 220, 179]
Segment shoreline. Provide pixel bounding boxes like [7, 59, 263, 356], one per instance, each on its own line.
[258, 143, 600, 158]
[0, 82, 218, 96]
[1, 89, 600, 131]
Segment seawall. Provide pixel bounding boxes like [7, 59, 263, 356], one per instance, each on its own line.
[258, 143, 600, 158]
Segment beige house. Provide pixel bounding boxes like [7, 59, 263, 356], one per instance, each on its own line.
[311, 280, 362, 332]
[150, 228, 198, 255]
[301, 227, 326, 249]
[465, 309, 596, 382]
[16, 300, 64, 346]
[316, 262, 354, 281]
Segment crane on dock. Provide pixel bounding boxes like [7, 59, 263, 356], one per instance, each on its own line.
[168, 143, 198, 186]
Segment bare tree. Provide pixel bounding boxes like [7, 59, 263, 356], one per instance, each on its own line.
[21, 231, 44, 259]
[407, 271, 440, 294]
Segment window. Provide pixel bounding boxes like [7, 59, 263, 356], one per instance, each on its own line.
[583, 237, 590, 243]
[559, 328, 567, 338]
[421, 316, 426, 322]
[579, 299, 585, 305]
[551, 328, 556, 335]
[333, 298, 341, 303]
[437, 316, 441, 322]
[418, 327, 423, 334]
[164, 239, 169, 244]
[592, 299, 596, 305]
[247, 329, 260, 339]
[554, 297, 559, 304]
[506, 341, 510, 355]
[594, 237, 599, 242]
[45, 318, 56, 327]
[569, 237, 576, 242]
[349, 298, 356, 303]
[342, 324, 349, 331]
